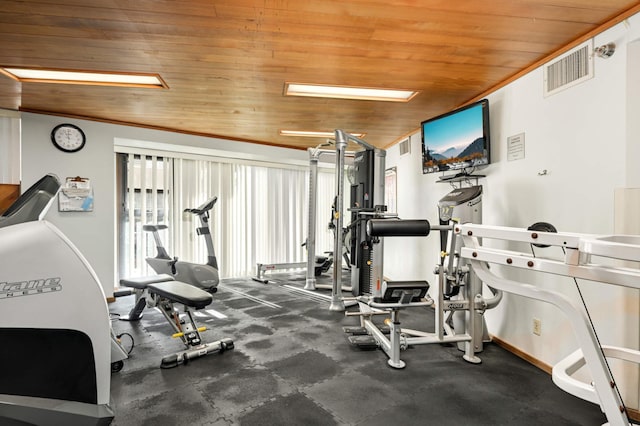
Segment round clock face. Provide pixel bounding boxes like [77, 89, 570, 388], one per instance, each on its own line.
[51, 124, 86, 153]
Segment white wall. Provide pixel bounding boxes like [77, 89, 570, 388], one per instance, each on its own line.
[20, 113, 309, 297]
[384, 13, 640, 406]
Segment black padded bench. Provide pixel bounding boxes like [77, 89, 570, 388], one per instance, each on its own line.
[120, 274, 173, 289]
[119, 274, 214, 320]
[119, 274, 174, 321]
[148, 280, 213, 309]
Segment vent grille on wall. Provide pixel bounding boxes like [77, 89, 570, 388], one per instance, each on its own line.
[399, 138, 411, 155]
[543, 40, 593, 97]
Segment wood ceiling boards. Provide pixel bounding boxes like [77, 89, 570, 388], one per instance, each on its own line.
[1, 0, 639, 149]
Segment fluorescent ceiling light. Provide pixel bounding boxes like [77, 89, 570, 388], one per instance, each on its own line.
[284, 82, 418, 102]
[0, 67, 167, 89]
[279, 130, 366, 138]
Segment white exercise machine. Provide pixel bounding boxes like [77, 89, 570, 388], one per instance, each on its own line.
[457, 223, 640, 426]
[0, 174, 125, 425]
[345, 217, 500, 368]
[331, 133, 501, 367]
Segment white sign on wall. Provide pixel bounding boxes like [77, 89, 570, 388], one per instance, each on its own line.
[507, 133, 525, 161]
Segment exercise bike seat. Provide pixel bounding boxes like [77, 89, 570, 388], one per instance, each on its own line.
[120, 274, 174, 290]
[185, 196, 218, 215]
[148, 280, 213, 309]
[143, 224, 168, 233]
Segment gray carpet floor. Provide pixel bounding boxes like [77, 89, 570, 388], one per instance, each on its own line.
[109, 271, 607, 425]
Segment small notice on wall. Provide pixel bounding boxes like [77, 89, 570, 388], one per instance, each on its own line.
[385, 168, 397, 214]
[59, 176, 94, 212]
[507, 133, 525, 161]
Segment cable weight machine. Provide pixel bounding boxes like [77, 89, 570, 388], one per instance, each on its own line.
[324, 129, 386, 311]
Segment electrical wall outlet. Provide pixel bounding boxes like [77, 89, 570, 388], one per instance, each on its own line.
[533, 318, 542, 336]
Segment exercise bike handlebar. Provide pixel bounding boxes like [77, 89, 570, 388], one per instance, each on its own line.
[184, 196, 218, 215]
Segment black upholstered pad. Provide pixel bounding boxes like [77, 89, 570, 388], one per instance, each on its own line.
[120, 274, 174, 289]
[148, 280, 213, 309]
[381, 280, 429, 303]
[367, 219, 430, 237]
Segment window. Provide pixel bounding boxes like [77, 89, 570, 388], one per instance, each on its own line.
[116, 152, 336, 281]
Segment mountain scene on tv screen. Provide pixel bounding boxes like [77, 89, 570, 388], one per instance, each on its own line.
[426, 137, 484, 168]
[458, 137, 484, 159]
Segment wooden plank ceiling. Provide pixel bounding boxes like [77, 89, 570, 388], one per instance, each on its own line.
[1, 0, 639, 150]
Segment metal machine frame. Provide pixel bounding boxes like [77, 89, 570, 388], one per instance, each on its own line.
[346, 218, 500, 368]
[328, 129, 386, 311]
[343, 175, 500, 368]
[304, 143, 354, 292]
[458, 223, 640, 426]
[251, 145, 346, 286]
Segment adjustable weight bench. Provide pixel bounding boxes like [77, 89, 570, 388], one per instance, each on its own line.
[119, 275, 233, 368]
[119, 274, 174, 321]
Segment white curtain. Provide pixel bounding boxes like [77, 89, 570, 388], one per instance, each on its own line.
[121, 154, 172, 278]
[0, 114, 21, 184]
[121, 153, 337, 279]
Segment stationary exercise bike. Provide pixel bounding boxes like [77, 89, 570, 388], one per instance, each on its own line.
[144, 196, 220, 293]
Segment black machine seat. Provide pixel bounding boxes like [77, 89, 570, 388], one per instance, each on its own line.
[148, 280, 213, 309]
[185, 196, 218, 215]
[119, 274, 174, 289]
[379, 280, 430, 303]
[142, 224, 168, 233]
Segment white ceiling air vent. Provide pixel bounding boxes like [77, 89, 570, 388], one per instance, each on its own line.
[543, 40, 594, 97]
[399, 138, 411, 155]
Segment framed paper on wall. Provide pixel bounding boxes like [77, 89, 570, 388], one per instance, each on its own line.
[59, 176, 94, 212]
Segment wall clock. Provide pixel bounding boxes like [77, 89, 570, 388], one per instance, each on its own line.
[51, 123, 86, 153]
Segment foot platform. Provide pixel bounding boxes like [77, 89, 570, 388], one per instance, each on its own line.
[347, 335, 379, 350]
[342, 326, 368, 335]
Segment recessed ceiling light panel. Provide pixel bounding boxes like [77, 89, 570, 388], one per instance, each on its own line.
[279, 130, 366, 138]
[0, 66, 167, 89]
[284, 82, 418, 102]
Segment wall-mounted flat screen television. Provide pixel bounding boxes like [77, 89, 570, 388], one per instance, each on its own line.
[421, 99, 490, 175]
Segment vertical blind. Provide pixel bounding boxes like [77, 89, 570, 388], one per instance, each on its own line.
[120, 153, 336, 280]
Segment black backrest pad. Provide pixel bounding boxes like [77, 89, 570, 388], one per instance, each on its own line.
[367, 219, 430, 237]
